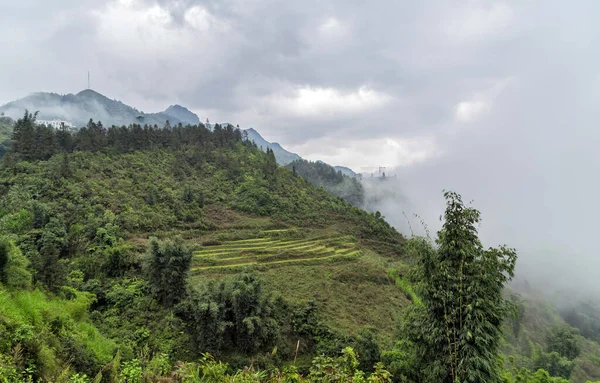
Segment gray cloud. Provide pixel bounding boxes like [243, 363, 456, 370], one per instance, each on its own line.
[2, 0, 600, 295]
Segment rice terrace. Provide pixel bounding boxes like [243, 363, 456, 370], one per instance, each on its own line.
[191, 229, 363, 272]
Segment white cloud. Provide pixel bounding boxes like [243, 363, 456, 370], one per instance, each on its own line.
[184, 5, 217, 32]
[290, 135, 437, 170]
[455, 100, 489, 122]
[444, 1, 514, 43]
[93, 1, 178, 52]
[268, 86, 392, 118]
[318, 17, 348, 41]
[454, 77, 514, 123]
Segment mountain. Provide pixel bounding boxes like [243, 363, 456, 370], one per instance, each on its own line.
[0, 89, 200, 128]
[164, 104, 201, 125]
[245, 127, 301, 165]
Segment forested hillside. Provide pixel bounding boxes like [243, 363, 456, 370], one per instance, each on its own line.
[0, 111, 598, 382]
[286, 159, 364, 207]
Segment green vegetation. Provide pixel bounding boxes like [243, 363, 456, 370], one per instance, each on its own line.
[0, 114, 13, 157]
[192, 231, 361, 271]
[286, 159, 364, 207]
[401, 191, 517, 382]
[0, 111, 598, 382]
[0, 287, 117, 381]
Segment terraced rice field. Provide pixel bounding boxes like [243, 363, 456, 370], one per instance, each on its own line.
[191, 231, 362, 272]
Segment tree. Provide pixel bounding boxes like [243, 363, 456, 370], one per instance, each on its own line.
[147, 237, 192, 307]
[546, 326, 581, 360]
[11, 110, 37, 160]
[0, 238, 8, 284]
[354, 328, 381, 373]
[178, 270, 281, 355]
[0, 237, 32, 288]
[402, 191, 517, 383]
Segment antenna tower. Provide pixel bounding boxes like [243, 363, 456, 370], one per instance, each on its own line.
[88, 71, 90, 89]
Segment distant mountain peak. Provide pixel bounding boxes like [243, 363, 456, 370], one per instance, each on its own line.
[76, 89, 103, 97]
[164, 104, 200, 125]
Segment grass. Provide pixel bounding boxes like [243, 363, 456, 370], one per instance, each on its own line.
[192, 233, 361, 271]
[387, 268, 422, 306]
[0, 287, 117, 378]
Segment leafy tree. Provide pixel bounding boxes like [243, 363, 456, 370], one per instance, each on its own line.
[34, 218, 68, 290]
[354, 328, 381, 373]
[533, 351, 574, 380]
[0, 237, 32, 288]
[402, 191, 517, 383]
[178, 270, 281, 355]
[546, 326, 581, 360]
[147, 237, 192, 306]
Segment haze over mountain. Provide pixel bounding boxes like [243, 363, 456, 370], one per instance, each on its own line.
[245, 127, 301, 165]
[0, 89, 200, 127]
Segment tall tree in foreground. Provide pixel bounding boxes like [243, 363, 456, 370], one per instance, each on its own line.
[402, 191, 517, 383]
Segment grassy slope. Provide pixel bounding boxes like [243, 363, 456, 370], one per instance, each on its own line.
[0, 287, 116, 380]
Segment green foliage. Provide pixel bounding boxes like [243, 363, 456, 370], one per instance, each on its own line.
[354, 328, 381, 373]
[0, 286, 116, 381]
[386, 268, 421, 306]
[561, 301, 600, 345]
[402, 191, 517, 383]
[533, 351, 575, 380]
[178, 270, 281, 355]
[171, 348, 389, 382]
[546, 326, 582, 360]
[119, 359, 143, 383]
[0, 237, 31, 289]
[286, 159, 364, 207]
[147, 237, 192, 307]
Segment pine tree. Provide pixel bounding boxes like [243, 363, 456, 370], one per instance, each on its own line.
[11, 110, 37, 160]
[402, 191, 517, 383]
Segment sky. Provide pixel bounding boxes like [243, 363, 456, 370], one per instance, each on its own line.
[2, 0, 600, 292]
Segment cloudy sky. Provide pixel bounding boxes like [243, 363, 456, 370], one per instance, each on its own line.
[2, 0, 600, 290]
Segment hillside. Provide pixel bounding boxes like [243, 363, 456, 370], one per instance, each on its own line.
[0, 115, 411, 381]
[0, 114, 599, 382]
[286, 159, 365, 207]
[0, 89, 200, 127]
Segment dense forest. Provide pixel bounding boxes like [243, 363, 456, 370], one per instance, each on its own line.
[0, 111, 599, 382]
[285, 159, 364, 207]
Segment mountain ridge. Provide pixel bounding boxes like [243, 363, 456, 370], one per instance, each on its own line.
[0, 89, 200, 127]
